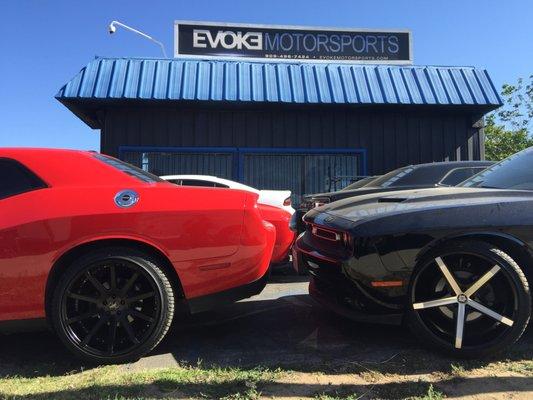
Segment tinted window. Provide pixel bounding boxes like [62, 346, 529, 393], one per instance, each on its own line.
[368, 165, 449, 188]
[439, 167, 487, 186]
[0, 158, 47, 200]
[365, 167, 413, 188]
[392, 165, 453, 186]
[94, 154, 162, 183]
[341, 176, 378, 191]
[461, 147, 533, 190]
[180, 179, 229, 188]
[369, 164, 474, 188]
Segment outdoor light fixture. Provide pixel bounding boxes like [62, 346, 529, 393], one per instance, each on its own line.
[107, 20, 168, 58]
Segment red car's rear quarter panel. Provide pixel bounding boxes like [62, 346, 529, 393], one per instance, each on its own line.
[0, 150, 275, 321]
[0, 186, 246, 319]
[258, 204, 295, 264]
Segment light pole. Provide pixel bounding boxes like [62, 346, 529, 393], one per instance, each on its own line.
[108, 20, 168, 58]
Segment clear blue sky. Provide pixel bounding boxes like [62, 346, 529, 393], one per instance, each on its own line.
[0, 0, 531, 150]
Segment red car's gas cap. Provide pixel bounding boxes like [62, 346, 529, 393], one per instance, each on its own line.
[114, 189, 139, 208]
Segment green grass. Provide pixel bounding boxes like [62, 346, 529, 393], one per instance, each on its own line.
[0, 364, 284, 400]
[314, 393, 360, 400]
[1, 351, 531, 399]
[312, 380, 447, 400]
[496, 359, 533, 376]
[409, 384, 444, 400]
[449, 363, 466, 377]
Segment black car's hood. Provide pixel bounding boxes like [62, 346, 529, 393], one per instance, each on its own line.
[310, 187, 533, 226]
[302, 185, 430, 203]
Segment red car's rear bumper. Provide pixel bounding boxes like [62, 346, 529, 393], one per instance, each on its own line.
[187, 264, 271, 314]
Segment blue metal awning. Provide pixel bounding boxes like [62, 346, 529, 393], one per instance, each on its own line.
[57, 57, 502, 128]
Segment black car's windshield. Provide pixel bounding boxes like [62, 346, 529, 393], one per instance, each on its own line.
[341, 176, 378, 191]
[460, 147, 533, 190]
[366, 166, 416, 188]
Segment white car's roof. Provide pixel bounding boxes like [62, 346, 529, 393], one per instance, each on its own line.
[160, 175, 260, 194]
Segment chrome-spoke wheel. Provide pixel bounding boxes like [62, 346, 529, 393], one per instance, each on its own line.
[408, 241, 531, 357]
[59, 258, 162, 358]
[412, 255, 515, 349]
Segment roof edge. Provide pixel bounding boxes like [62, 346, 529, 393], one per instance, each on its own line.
[55, 57, 503, 129]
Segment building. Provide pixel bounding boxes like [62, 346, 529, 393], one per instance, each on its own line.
[56, 57, 501, 202]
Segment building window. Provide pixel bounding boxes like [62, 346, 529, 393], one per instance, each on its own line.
[120, 148, 364, 204]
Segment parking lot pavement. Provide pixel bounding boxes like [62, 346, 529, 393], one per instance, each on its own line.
[0, 266, 410, 374]
[125, 266, 414, 371]
[242, 268, 309, 302]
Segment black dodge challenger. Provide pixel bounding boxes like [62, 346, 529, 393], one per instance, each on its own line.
[295, 148, 533, 357]
[293, 161, 494, 236]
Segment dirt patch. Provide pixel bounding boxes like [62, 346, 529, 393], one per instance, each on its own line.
[261, 365, 533, 399]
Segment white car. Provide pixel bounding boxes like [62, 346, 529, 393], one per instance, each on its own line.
[160, 175, 295, 214]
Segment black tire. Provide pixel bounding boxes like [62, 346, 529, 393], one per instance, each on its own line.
[407, 240, 531, 358]
[51, 247, 175, 364]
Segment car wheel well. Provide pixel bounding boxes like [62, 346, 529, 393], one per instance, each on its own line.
[418, 233, 533, 293]
[45, 239, 184, 319]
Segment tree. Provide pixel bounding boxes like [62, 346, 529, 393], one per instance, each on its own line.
[485, 75, 533, 161]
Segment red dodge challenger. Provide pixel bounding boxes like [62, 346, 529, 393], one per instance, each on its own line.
[160, 176, 295, 265]
[0, 148, 275, 363]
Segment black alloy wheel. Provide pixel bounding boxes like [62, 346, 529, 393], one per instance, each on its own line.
[407, 240, 531, 358]
[51, 247, 175, 364]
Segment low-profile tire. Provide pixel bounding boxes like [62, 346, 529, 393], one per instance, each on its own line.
[407, 240, 531, 358]
[51, 247, 175, 364]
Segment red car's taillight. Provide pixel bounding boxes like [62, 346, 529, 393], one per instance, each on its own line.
[283, 197, 292, 207]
